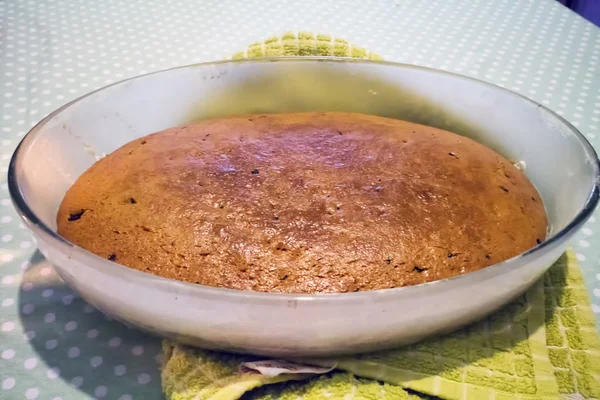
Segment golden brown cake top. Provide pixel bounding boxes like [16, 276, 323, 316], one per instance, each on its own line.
[57, 112, 547, 294]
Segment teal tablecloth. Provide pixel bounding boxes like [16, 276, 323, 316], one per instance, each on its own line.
[1, 0, 599, 399]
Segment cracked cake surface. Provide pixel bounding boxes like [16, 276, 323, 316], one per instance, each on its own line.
[57, 112, 547, 293]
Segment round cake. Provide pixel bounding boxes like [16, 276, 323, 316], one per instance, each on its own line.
[57, 112, 547, 294]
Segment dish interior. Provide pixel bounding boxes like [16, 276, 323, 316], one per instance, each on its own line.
[12, 58, 600, 282]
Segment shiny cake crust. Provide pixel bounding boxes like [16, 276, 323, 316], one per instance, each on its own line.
[57, 112, 548, 293]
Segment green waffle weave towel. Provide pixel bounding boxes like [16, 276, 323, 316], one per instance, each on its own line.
[160, 34, 600, 400]
[162, 252, 600, 400]
[231, 31, 382, 60]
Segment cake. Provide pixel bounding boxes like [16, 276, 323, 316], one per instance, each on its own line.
[57, 112, 547, 294]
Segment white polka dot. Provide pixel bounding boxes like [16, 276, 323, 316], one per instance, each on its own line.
[0, 253, 14, 263]
[2, 298, 14, 307]
[594, 288, 600, 297]
[24, 358, 38, 370]
[109, 337, 121, 347]
[1, 216, 12, 223]
[2, 377, 15, 390]
[578, 240, 590, 248]
[40, 267, 52, 277]
[71, 376, 83, 388]
[64, 321, 77, 331]
[1, 234, 12, 242]
[68, 347, 80, 358]
[2, 349, 15, 360]
[114, 365, 126, 376]
[51, 397, 63, 400]
[19, 241, 32, 249]
[47, 367, 60, 379]
[90, 356, 103, 368]
[42, 289, 54, 298]
[44, 313, 55, 323]
[592, 304, 600, 313]
[154, 352, 163, 364]
[137, 373, 151, 385]
[22, 303, 34, 314]
[22, 282, 33, 291]
[25, 388, 39, 399]
[95, 386, 108, 398]
[576, 253, 586, 262]
[45, 339, 58, 350]
[119, 395, 132, 400]
[61, 294, 74, 305]
[87, 329, 99, 339]
[132, 345, 144, 356]
[2, 321, 15, 332]
[83, 304, 94, 313]
[23, 331, 35, 341]
[2, 275, 15, 284]
[582, 227, 593, 236]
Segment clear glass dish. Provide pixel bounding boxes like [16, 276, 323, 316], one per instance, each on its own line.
[8, 58, 600, 357]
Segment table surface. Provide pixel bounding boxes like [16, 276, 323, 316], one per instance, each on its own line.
[1, 0, 599, 399]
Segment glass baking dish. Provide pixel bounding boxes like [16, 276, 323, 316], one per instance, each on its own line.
[8, 58, 600, 357]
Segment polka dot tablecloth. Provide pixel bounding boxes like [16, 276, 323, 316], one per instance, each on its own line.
[0, 0, 599, 398]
